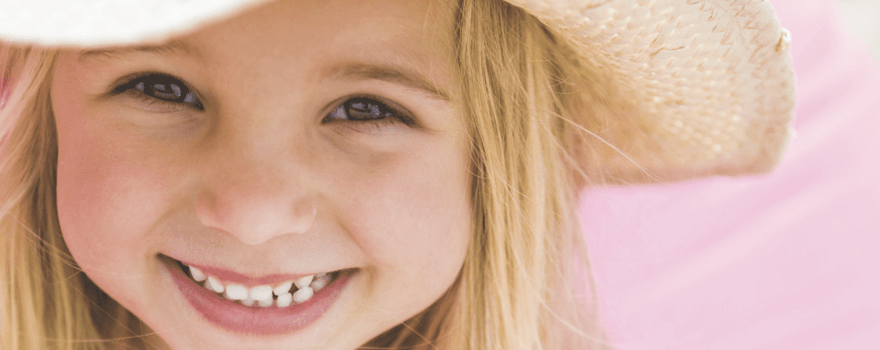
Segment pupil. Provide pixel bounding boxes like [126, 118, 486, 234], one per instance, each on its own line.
[149, 81, 183, 101]
[347, 99, 384, 120]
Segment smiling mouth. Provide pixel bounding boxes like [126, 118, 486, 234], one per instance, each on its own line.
[174, 259, 339, 308]
[161, 255, 355, 335]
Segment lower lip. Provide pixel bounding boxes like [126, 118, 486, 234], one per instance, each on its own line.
[166, 261, 354, 335]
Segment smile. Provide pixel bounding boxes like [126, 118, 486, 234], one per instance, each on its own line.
[161, 255, 355, 335]
[184, 261, 335, 307]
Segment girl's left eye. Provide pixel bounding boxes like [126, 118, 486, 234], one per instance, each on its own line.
[322, 97, 415, 130]
[114, 73, 203, 110]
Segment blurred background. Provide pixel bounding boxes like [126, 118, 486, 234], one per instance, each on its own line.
[581, 0, 880, 349]
[837, 0, 880, 59]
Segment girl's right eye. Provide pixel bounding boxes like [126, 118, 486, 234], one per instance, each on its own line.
[114, 73, 203, 110]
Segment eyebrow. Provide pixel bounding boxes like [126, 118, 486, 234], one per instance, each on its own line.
[78, 43, 451, 102]
[77, 39, 197, 60]
[324, 62, 451, 102]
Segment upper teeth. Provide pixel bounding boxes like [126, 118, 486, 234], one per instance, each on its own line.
[294, 275, 314, 289]
[273, 281, 293, 296]
[224, 284, 248, 300]
[190, 267, 207, 282]
[249, 285, 273, 301]
[188, 265, 332, 308]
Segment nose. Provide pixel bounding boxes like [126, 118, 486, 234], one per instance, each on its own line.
[195, 148, 317, 246]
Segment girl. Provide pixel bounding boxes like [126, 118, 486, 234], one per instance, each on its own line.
[0, 0, 795, 349]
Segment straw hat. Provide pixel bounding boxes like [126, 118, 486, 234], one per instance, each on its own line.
[0, 0, 795, 184]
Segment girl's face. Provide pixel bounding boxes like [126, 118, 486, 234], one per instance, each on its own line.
[50, 0, 470, 349]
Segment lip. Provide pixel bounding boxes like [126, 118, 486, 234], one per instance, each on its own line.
[163, 257, 355, 335]
[178, 259, 318, 286]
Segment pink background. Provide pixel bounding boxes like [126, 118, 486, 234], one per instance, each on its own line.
[579, 0, 880, 349]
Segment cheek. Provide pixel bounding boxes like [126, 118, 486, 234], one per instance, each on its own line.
[56, 142, 149, 255]
[53, 86, 172, 275]
[335, 142, 472, 289]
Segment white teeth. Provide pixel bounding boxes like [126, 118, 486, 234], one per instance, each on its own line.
[249, 285, 273, 301]
[205, 276, 225, 293]
[294, 275, 314, 289]
[192, 270, 335, 308]
[241, 297, 255, 307]
[276, 293, 293, 307]
[311, 273, 332, 292]
[293, 287, 314, 303]
[224, 284, 248, 300]
[273, 281, 293, 296]
[257, 298, 274, 307]
[189, 266, 207, 282]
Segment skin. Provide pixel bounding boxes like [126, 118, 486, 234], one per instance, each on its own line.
[50, 0, 470, 349]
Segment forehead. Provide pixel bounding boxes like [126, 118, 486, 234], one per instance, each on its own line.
[92, 0, 456, 89]
[196, 0, 455, 57]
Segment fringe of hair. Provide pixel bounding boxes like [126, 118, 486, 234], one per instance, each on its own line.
[365, 0, 610, 348]
[1, 45, 151, 350]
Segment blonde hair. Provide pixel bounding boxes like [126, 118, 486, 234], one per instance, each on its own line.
[0, 0, 608, 349]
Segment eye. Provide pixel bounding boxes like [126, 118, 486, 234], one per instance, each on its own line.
[114, 73, 203, 110]
[322, 96, 415, 128]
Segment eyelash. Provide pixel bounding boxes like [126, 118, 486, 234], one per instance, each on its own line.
[114, 73, 415, 129]
[114, 73, 204, 111]
[321, 96, 416, 129]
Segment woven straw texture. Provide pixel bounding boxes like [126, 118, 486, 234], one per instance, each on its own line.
[0, 0, 795, 183]
[505, 0, 796, 183]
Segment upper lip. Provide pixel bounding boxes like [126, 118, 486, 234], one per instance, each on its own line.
[170, 256, 331, 287]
